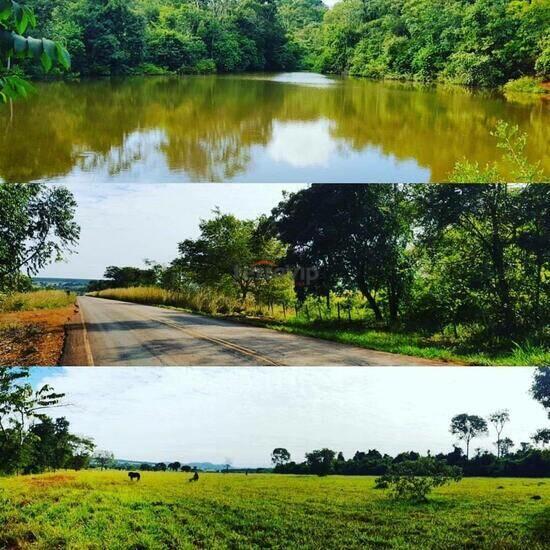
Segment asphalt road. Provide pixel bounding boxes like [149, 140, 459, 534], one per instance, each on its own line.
[73, 296, 449, 366]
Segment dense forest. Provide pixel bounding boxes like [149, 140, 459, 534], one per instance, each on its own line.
[14, 0, 550, 87]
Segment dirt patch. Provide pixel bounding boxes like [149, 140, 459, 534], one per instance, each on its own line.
[25, 474, 76, 487]
[0, 306, 75, 366]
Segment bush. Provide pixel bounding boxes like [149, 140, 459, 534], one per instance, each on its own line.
[442, 52, 502, 87]
[194, 59, 217, 75]
[375, 458, 462, 502]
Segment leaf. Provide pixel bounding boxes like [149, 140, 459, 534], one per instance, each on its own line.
[42, 38, 56, 61]
[40, 50, 52, 72]
[12, 31, 27, 55]
[55, 42, 71, 70]
[26, 36, 43, 59]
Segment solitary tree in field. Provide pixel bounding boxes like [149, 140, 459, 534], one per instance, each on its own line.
[489, 409, 510, 459]
[168, 461, 181, 471]
[450, 414, 488, 460]
[271, 448, 291, 467]
[0, 183, 79, 293]
[93, 449, 115, 470]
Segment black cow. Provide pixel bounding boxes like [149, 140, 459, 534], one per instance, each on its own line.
[128, 471, 141, 481]
[189, 471, 199, 482]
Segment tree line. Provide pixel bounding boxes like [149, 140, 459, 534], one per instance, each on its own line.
[0, 368, 95, 475]
[271, 369, 550, 479]
[90, 183, 549, 353]
[9, 0, 549, 88]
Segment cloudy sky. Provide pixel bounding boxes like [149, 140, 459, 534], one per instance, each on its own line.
[29, 367, 545, 467]
[39, 184, 306, 280]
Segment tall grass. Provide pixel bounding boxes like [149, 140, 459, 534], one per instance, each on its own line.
[93, 286, 241, 316]
[0, 290, 76, 312]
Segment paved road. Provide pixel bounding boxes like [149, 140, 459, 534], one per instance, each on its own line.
[73, 296, 451, 366]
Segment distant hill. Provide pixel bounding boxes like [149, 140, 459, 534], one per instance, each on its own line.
[33, 277, 96, 294]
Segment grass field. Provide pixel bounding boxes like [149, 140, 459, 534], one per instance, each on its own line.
[0, 471, 548, 549]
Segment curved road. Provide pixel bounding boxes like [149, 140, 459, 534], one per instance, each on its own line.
[69, 296, 450, 366]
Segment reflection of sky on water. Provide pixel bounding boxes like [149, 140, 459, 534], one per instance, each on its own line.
[39, 183, 306, 279]
[44, 120, 429, 184]
[27, 367, 546, 466]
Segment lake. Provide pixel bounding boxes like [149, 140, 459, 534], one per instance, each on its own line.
[1, 73, 548, 183]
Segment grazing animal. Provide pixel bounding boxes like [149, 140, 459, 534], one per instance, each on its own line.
[128, 471, 141, 481]
[189, 471, 199, 482]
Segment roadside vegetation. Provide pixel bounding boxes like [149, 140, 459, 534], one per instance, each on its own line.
[90, 178, 550, 366]
[0, 183, 80, 366]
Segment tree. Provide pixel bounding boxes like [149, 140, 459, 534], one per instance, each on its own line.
[177, 210, 286, 302]
[418, 184, 517, 335]
[375, 457, 462, 502]
[0, 183, 79, 293]
[93, 449, 115, 470]
[498, 437, 514, 457]
[305, 448, 335, 476]
[0, 0, 70, 102]
[531, 368, 550, 418]
[450, 414, 488, 460]
[155, 462, 167, 471]
[168, 461, 181, 471]
[273, 185, 414, 322]
[0, 367, 64, 474]
[271, 447, 291, 467]
[489, 409, 510, 459]
[531, 428, 550, 449]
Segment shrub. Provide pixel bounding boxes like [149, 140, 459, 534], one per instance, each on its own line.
[503, 77, 546, 95]
[375, 457, 462, 502]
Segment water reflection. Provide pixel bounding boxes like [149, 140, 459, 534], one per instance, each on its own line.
[0, 74, 547, 182]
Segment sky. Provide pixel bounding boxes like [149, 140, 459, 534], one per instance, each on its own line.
[39, 184, 306, 280]
[29, 367, 546, 467]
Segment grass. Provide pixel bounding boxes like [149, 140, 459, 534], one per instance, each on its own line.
[0, 290, 76, 312]
[91, 287, 549, 366]
[0, 471, 548, 549]
[503, 77, 548, 95]
[271, 320, 550, 367]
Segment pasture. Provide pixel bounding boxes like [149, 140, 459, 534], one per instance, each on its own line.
[0, 471, 548, 549]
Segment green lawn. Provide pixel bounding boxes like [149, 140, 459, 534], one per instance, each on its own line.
[0, 471, 548, 549]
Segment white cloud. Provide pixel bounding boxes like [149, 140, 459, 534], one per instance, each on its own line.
[40, 183, 306, 279]
[34, 367, 546, 467]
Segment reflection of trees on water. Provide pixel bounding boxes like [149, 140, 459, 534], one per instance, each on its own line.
[0, 76, 547, 182]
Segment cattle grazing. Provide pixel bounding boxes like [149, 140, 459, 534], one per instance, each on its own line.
[189, 471, 199, 482]
[128, 471, 141, 481]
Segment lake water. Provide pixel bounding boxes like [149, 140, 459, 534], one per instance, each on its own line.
[1, 73, 548, 183]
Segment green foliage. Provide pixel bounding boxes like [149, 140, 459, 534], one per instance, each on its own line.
[314, 0, 550, 86]
[504, 76, 547, 94]
[375, 458, 463, 502]
[450, 121, 545, 183]
[0, 0, 69, 101]
[0, 367, 92, 475]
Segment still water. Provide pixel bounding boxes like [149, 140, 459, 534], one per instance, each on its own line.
[1, 73, 548, 183]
